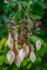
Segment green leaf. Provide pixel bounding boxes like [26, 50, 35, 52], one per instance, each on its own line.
[2, 67, 8, 70]
[12, 66, 18, 70]
[21, 58, 28, 67]
[30, 1, 45, 19]
[4, 55, 9, 64]
[44, 62, 47, 68]
[38, 48, 45, 56]
[35, 67, 41, 70]
[26, 62, 32, 69]
[39, 30, 47, 36]
[35, 57, 41, 64]
[30, 35, 38, 44]
[43, 43, 47, 54]
[0, 39, 5, 50]
[30, 13, 42, 19]
[0, 55, 4, 66]
[35, 1, 45, 9]
[4, 40, 8, 47]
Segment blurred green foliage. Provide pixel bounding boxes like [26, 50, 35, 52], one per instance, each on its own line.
[0, 0, 47, 70]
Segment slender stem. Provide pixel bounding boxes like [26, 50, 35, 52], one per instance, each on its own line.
[20, 2, 35, 22]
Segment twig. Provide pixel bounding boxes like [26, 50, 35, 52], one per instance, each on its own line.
[20, 2, 36, 23]
[20, 2, 27, 12]
[12, 10, 20, 21]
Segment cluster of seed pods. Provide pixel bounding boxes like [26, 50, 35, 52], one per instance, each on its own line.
[7, 19, 41, 67]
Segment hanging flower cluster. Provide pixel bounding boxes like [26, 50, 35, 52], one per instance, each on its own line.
[7, 19, 41, 67]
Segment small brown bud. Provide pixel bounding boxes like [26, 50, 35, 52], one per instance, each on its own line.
[29, 44, 34, 52]
[23, 43, 29, 57]
[19, 37, 26, 45]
